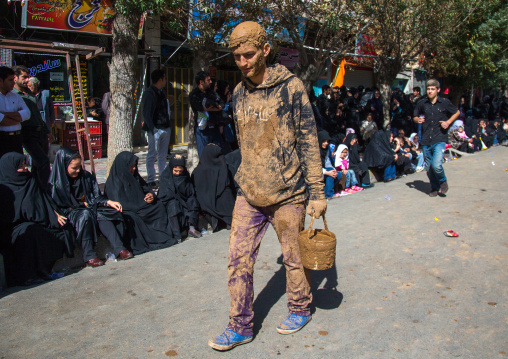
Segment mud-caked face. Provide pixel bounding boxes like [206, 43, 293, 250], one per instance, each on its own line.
[232, 44, 268, 80]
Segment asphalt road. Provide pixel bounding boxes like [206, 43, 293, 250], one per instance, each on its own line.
[1, 146, 507, 359]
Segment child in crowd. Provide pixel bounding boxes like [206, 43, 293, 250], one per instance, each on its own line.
[318, 130, 345, 199]
[409, 133, 425, 172]
[448, 121, 475, 153]
[334, 144, 363, 195]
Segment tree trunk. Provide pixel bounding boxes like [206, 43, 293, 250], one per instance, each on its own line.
[187, 47, 215, 173]
[106, 12, 139, 176]
[294, 63, 319, 92]
[375, 60, 403, 130]
[293, 50, 331, 93]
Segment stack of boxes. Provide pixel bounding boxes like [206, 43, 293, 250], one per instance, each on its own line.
[59, 120, 103, 159]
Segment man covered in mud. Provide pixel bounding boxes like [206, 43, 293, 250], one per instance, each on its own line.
[208, 21, 327, 351]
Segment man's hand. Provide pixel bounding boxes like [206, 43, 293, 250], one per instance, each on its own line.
[144, 193, 154, 203]
[415, 116, 425, 124]
[307, 200, 327, 219]
[469, 139, 473, 143]
[440, 120, 451, 129]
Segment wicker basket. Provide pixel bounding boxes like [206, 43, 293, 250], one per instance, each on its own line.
[298, 214, 336, 270]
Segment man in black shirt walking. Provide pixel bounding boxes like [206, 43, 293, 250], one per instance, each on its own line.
[414, 79, 460, 197]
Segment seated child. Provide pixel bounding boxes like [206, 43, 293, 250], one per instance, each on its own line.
[448, 120, 476, 153]
[409, 133, 425, 172]
[318, 130, 345, 199]
[334, 144, 363, 195]
[199, 83, 225, 130]
[158, 154, 202, 240]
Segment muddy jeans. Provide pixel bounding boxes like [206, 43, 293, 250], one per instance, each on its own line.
[227, 196, 312, 337]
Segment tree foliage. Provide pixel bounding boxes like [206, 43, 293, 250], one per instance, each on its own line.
[427, 0, 508, 90]
[358, 0, 481, 127]
[262, 0, 371, 90]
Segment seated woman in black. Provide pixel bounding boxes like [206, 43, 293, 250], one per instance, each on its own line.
[345, 132, 371, 187]
[392, 136, 413, 176]
[192, 143, 235, 231]
[105, 151, 178, 254]
[0, 153, 68, 286]
[363, 130, 398, 182]
[158, 154, 201, 240]
[48, 147, 132, 267]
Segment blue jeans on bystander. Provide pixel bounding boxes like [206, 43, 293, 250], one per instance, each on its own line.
[422, 142, 447, 191]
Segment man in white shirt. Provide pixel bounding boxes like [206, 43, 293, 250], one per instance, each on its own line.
[0, 66, 30, 158]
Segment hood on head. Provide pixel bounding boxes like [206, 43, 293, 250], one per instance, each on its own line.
[336, 144, 348, 158]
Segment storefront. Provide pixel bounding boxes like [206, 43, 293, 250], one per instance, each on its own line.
[1, 0, 115, 158]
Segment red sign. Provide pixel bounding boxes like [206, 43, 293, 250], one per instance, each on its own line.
[356, 35, 377, 56]
[22, 0, 114, 35]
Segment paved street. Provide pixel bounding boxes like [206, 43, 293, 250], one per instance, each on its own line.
[1, 146, 507, 359]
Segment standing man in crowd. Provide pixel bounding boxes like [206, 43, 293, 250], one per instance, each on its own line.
[317, 84, 331, 119]
[142, 69, 172, 189]
[27, 77, 55, 142]
[189, 71, 223, 158]
[208, 21, 327, 351]
[0, 66, 30, 158]
[414, 79, 460, 197]
[12, 66, 51, 188]
[412, 87, 422, 104]
[412, 86, 424, 139]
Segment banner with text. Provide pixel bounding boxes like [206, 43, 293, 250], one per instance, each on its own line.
[22, 0, 114, 35]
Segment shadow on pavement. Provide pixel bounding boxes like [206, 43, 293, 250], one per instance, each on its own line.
[252, 256, 287, 337]
[406, 180, 431, 194]
[310, 263, 343, 311]
[252, 256, 343, 337]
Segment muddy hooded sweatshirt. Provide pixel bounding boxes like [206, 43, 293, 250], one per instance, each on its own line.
[232, 64, 325, 207]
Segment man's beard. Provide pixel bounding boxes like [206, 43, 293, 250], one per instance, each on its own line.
[245, 52, 265, 79]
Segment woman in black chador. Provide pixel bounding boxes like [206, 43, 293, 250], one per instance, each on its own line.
[345, 132, 371, 188]
[158, 154, 202, 240]
[192, 143, 235, 231]
[105, 151, 178, 254]
[0, 153, 68, 286]
[48, 147, 133, 267]
[363, 130, 398, 182]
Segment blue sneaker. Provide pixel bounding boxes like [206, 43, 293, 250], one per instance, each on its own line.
[208, 328, 253, 351]
[276, 313, 312, 334]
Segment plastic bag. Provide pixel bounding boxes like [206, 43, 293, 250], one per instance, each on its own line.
[197, 111, 209, 130]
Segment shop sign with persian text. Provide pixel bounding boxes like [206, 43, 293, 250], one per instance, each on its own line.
[22, 0, 114, 36]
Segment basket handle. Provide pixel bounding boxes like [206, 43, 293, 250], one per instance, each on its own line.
[307, 213, 329, 237]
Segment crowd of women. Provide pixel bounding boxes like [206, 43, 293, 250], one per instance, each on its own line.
[0, 144, 239, 287]
[2, 80, 507, 288]
[313, 85, 508, 198]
